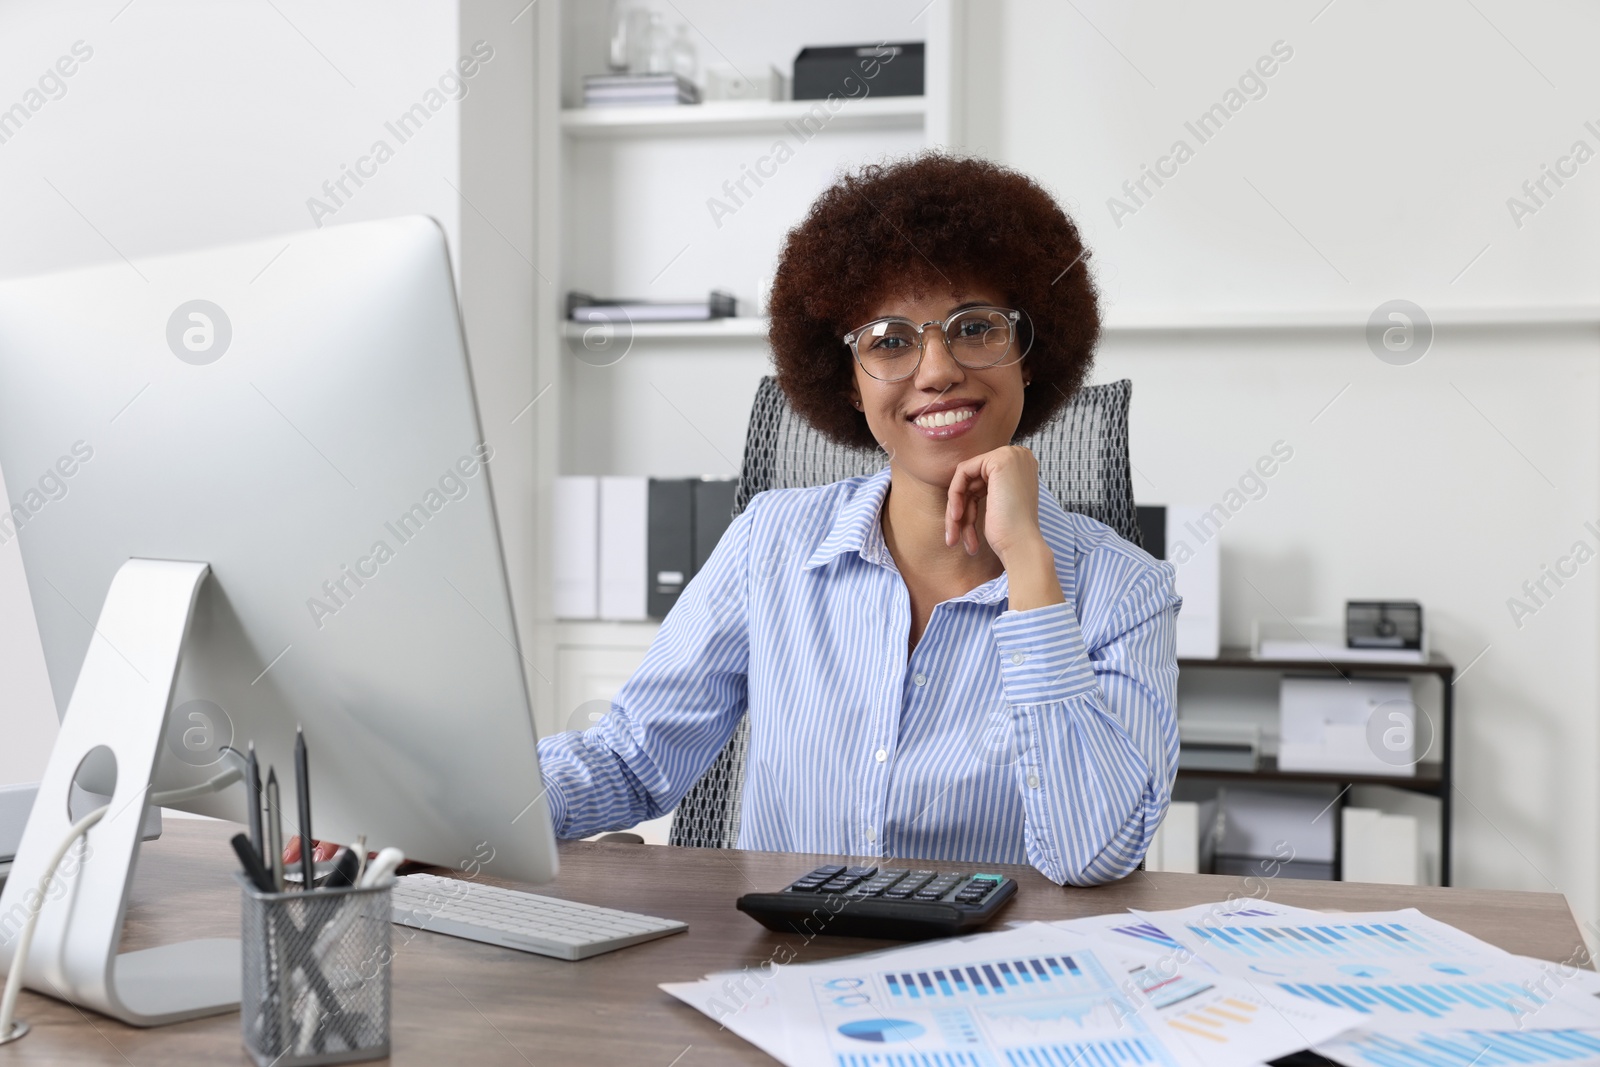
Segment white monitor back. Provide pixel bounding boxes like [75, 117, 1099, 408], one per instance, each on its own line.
[0, 216, 556, 884]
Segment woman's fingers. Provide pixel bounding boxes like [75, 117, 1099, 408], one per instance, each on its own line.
[947, 455, 995, 552]
[946, 464, 975, 545]
[283, 835, 340, 865]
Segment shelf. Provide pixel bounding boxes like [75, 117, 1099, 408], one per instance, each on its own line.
[562, 317, 768, 341]
[1180, 648, 1453, 678]
[1178, 754, 1443, 792]
[1102, 304, 1600, 332]
[561, 96, 926, 139]
[569, 309, 1600, 346]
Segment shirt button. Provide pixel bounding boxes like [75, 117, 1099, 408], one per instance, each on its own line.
[913, 673, 927, 687]
[865, 827, 877, 842]
[875, 748, 887, 763]
[1011, 652, 1026, 665]
[1027, 773, 1040, 789]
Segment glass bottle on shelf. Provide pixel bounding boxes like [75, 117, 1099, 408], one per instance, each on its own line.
[644, 11, 670, 75]
[669, 24, 698, 86]
[625, 7, 652, 74]
[607, 0, 630, 72]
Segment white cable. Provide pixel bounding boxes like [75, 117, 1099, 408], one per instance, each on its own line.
[149, 764, 242, 807]
[0, 803, 106, 1043]
[0, 757, 245, 1044]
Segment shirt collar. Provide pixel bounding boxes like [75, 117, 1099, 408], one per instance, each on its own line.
[804, 466, 895, 571]
[801, 467, 1061, 609]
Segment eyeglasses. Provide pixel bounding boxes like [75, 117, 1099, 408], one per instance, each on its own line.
[843, 306, 1023, 382]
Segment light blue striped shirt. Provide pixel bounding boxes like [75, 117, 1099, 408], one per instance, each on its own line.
[537, 466, 1182, 886]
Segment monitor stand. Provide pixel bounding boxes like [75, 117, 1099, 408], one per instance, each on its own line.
[0, 559, 240, 1027]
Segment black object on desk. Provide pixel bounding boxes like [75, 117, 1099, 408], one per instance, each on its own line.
[737, 863, 1017, 940]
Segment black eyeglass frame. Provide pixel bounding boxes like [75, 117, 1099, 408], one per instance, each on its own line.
[842, 306, 1025, 383]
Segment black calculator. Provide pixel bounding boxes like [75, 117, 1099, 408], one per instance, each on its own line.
[736, 864, 1018, 941]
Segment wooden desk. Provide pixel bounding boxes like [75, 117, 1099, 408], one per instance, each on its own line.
[0, 819, 1587, 1065]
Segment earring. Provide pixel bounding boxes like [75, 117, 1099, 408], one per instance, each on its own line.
[853, 400, 863, 409]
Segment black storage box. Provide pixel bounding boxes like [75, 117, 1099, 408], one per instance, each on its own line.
[793, 42, 924, 100]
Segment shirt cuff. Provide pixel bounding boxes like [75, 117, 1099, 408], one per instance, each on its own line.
[539, 769, 568, 836]
[992, 600, 1095, 705]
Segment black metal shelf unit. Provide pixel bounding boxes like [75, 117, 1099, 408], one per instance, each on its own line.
[1174, 649, 1456, 885]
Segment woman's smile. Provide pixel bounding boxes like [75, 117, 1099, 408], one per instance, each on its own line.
[908, 397, 985, 439]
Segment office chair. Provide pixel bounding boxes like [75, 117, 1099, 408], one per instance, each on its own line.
[666, 376, 1145, 850]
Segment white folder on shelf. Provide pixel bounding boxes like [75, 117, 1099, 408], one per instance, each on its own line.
[598, 476, 648, 621]
[554, 476, 599, 619]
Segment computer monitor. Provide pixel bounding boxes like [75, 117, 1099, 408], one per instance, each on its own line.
[0, 216, 557, 1022]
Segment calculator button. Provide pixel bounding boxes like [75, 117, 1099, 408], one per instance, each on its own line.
[811, 865, 845, 877]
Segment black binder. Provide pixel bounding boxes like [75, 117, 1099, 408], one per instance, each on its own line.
[647, 479, 694, 619]
[693, 479, 738, 574]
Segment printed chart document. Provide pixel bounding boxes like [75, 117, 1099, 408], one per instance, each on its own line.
[1134, 903, 1600, 1066]
[666, 899, 1600, 1067]
[1138, 904, 1600, 1034]
[749, 923, 1355, 1067]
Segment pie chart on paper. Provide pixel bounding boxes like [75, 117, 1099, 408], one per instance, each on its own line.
[838, 1019, 926, 1043]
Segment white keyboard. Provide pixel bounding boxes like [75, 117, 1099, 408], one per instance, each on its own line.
[390, 872, 688, 961]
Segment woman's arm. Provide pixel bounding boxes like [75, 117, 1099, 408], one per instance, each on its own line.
[946, 444, 1180, 885]
[992, 564, 1180, 886]
[536, 499, 756, 838]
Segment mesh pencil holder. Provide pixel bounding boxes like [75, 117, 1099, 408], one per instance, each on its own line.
[238, 874, 393, 1067]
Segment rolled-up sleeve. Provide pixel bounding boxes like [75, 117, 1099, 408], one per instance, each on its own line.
[535, 500, 756, 838]
[990, 565, 1181, 886]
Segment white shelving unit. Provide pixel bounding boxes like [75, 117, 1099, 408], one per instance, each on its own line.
[531, 0, 965, 742]
[561, 95, 927, 139]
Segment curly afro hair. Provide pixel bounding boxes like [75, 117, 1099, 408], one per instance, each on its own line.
[767, 152, 1100, 450]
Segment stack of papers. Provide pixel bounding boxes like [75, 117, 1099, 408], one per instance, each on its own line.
[664, 897, 1600, 1066]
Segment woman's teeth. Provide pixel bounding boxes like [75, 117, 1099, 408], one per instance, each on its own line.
[914, 407, 975, 429]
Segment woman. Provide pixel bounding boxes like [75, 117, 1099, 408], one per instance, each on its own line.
[540, 153, 1181, 886]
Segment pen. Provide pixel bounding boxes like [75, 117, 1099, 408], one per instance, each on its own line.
[294, 727, 314, 891]
[266, 769, 285, 892]
[230, 832, 276, 893]
[245, 743, 263, 865]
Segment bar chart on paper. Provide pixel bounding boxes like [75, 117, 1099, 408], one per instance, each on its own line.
[1285, 979, 1550, 1021]
[1166, 911, 1600, 1032]
[808, 948, 1188, 1067]
[1186, 919, 1447, 960]
[883, 956, 1093, 1001]
[1317, 1027, 1600, 1067]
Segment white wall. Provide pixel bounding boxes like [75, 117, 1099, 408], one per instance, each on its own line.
[965, 0, 1600, 930]
[0, 1, 539, 783]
